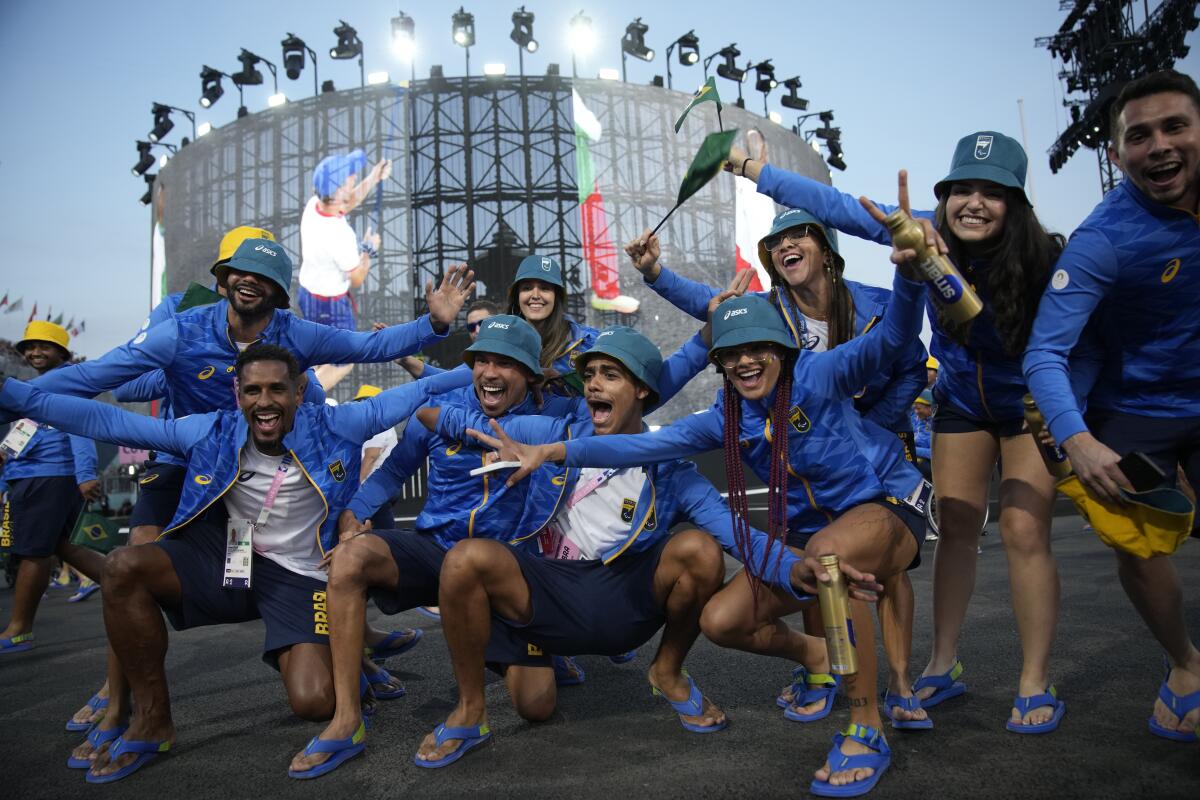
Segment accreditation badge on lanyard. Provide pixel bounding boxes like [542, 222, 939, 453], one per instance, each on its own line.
[0, 419, 40, 459]
[224, 453, 293, 589]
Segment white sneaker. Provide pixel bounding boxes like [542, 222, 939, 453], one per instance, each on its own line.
[591, 293, 639, 314]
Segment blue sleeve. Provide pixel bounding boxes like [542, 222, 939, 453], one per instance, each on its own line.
[329, 366, 474, 444]
[863, 336, 927, 429]
[564, 409, 723, 468]
[26, 319, 179, 399]
[0, 379, 211, 457]
[302, 370, 327, 405]
[419, 363, 475, 395]
[643, 265, 719, 322]
[650, 332, 711, 412]
[807, 273, 926, 398]
[436, 405, 568, 445]
[293, 315, 445, 366]
[1023, 226, 1116, 444]
[419, 362, 446, 378]
[671, 463, 807, 599]
[346, 420, 430, 521]
[146, 296, 176, 328]
[112, 370, 168, 403]
[755, 164, 935, 245]
[69, 434, 98, 484]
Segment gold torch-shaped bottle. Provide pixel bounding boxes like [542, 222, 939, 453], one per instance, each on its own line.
[1022, 393, 1073, 480]
[816, 554, 858, 675]
[883, 210, 984, 324]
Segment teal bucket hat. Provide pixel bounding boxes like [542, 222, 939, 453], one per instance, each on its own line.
[756, 208, 843, 275]
[463, 314, 543, 378]
[219, 238, 294, 308]
[575, 325, 663, 406]
[933, 131, 1031, 205]
[710, 294, 798, 363]
[511, 254, 564, 290]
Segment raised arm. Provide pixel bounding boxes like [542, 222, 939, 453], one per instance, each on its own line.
[564, 410, 723, 469]
[112, 370, 168, 404]
[26, 320, 179, 400]
[344, 420, 431, 523]
[651, 331, 711, 410]
[331, 366, 474, 443]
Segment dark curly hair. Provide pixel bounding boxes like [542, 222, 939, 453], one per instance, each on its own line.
[933, 189, 1065, 356]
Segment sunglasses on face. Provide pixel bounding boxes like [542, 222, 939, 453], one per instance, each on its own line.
[467, 320, 484, 333]
[763, 225, 815, 252]
[714, 344, 776, 369]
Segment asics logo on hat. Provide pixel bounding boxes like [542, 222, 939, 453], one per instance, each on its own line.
[974, 135, 993, 160]
[780, 209, 805, 218]
[723, 307, 748, 321]
[598, 331, 614, 338]
[487, 321, 510, 330]
[254, 244, 278, 256]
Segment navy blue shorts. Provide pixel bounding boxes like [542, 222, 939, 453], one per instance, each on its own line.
[499, 537, 670, 657]
[1087, 408, 1200, 534]
[129, 462, 186, 529]
[369, 529, 548, 667]
[933, 398, 1025, 438]
[298, 287, 355, 331]
[369, 505, 395, 532]
[154, 514, 329, 664]
[3, 476, 83, 557]
[786, 498, 925, 571]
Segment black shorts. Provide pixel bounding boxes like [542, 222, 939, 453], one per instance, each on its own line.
[129, 462, 186, 528]
[785, 498, 925, 571]
[933, 399, 1025, 438]
[154, 515, 329, 665]
[500, 537, 670, 658]
[369, 529, 547, 667]
[1087, 408, 1200, 533]
[3, 475, 83, 557]
[369, 505, 395, 533]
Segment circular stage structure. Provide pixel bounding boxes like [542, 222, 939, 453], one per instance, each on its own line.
[155, 73, 831, 415]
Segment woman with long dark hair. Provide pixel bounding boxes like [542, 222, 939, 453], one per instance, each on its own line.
[506, 254, 599, 377]
[726, 131, 1068, 734]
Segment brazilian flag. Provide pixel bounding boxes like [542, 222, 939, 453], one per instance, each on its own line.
[70, 509, 121, 554]
[676, 129, 739, 206]
[176, 282, 224, 312]
[674, 76, 723, 133]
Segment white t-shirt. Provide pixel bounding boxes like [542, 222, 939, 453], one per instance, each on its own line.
[556, 467, 648, 561]
[361, 427, 398, 479]
[800, 314, 828, 352]
[223, 442, 327, 581]
[298, 196, 360, 297]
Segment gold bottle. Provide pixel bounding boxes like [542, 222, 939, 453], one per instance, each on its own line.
[883, 210, 984, 324]
[816, 554, 858, 675]
[1022, 393, 1073, 480]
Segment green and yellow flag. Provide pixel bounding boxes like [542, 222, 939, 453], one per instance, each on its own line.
[677, 129, 738, 206]
[176, 282, 224, 312]
[70, 509, 121, 554]
[674, 76, 723, 133]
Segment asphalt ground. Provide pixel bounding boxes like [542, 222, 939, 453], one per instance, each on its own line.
[2, 517, 1198, 800]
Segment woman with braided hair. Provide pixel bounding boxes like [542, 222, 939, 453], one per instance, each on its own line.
[477, 181, 934, 797]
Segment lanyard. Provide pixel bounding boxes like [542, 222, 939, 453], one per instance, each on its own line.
[254, 452, 294, 529]
[568, 467, 622, 509]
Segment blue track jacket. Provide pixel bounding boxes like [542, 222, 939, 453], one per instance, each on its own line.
[421, 316, 599, 379]
[1023, 179, 1200, 444]
[0, 368, 472, 554]
[1, 367, 97, 484]
[563, 271, 926, 536]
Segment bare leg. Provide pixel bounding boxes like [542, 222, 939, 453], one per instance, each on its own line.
[58, 539, 105, 583]
[277, 643, 336, 721]
[917, 429, 997, 699]
[0, 555, 52, 638]
[878, 570, 923, 722]
[996, 434, 1060, 727]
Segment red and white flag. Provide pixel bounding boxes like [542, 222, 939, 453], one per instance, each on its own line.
[733, 175, 775, 292]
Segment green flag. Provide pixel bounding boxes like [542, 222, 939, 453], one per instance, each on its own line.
[70, 509, 121, 554]
[176, 282, 223, 312]
[673, 76, 723, 133]
[677, 129, 738, 206]
[52, 312, 64, 325]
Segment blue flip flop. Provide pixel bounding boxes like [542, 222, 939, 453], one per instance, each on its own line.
[882, 691, 933, 730]
[651, 673, 729, 734]
[1148, 678, 1200, 742]
[912, 660, 965, 708]
[1006, 685, 1065, 734]
[781, 667, 841, 723]
[553, 655, 586, 686]
[288, 721, 367, 779]
[66, 693, 110, 732]
[609, 649, 637, 664]
[412, 722, 492, 769]
[84, 735, 171, 783]
[809, 723, 892, 798]
[365, 668, 407, 700]
[68, 582, 101, 603]
[415, 606, 441, 620]
[67, 724, 127, 769]
[365, 628, 423, 664]
[0, 632, 34, 654]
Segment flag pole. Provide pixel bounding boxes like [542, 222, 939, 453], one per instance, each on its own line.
[650, 201, 683, 237]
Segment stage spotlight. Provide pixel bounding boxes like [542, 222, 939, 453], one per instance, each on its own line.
[199, 66, 224, 108]
[511, 7, 537, 53]
[598, 68, 620, 81]
[650, 75, 664, 87]
[826, 139, 846, 171]
[148, 103, 174, 143]
[753, 59, 777, 92]
[483, 63, 506, 76]
[781, 76, 808, 110]
[452, 7, 475, 48]
[132, 141, 154, 176]
[815, 126, 840, 140]
[392, 12, 416, 61]
[158, 153, 170, 169]
[282, 34, 307, 79]
[676, 31, 699, 65]
[267, 92, 287, 106]
[139, 173, 155, 206]
[321, 79, 336, 93]
[330, 20, 362, 59]
[197, 121, 212, 137]
[715, 44, 745, 83]
[622, 18, 654, 62]
[819, 110, 834, 124]
[768, 111, 782, 124]
[367, 71, 390, 85]
[569, 12, 595, 57]
[232, 49, 264, 87]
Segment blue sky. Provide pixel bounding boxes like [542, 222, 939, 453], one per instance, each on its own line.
[0, 1, 1195, 357]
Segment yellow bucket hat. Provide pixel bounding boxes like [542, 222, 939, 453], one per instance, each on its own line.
[211, 226, 275, 273]
[17, 320, 70, 356]
[1057, 475, 1194, 559]
[353, 384, 383, 401]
